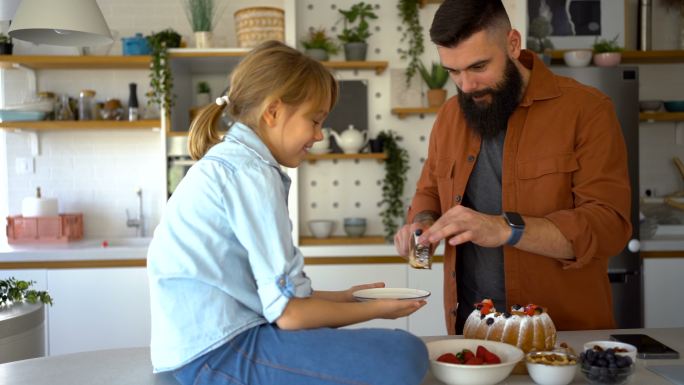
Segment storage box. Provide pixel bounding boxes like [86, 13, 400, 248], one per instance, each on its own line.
[6, 214, 83, 244]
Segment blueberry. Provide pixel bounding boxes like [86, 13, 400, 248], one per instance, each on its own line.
[503, 312, 511, 318]
[512, 304, 522, 310]
[480, 314, 486, 320]
[597, 358, 608, 367]
[486, 317, 494, 325]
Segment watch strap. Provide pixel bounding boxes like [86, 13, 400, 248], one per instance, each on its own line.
[505, 226, 524, 246]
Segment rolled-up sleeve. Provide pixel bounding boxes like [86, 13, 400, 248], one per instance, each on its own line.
[225, 163, 311, 322]
[546, 99, 632, 268]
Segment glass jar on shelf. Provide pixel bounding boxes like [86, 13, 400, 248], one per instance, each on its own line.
[78, 89, 96, 120]
[56, 94, 74, 121]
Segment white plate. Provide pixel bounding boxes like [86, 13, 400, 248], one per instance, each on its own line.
[352, 288, 431, 301]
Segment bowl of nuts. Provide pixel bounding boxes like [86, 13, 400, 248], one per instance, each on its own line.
[525, 348, 578, 385]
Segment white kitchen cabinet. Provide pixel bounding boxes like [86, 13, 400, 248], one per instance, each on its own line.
[46, 268, 150, 356]
[407, 263, 446, 336]
[643, 258, 684, 328]
[304, 263, 408, 330]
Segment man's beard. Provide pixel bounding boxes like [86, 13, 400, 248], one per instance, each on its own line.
[457, 58, 523, 139]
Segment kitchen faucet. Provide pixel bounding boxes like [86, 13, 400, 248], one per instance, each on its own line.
[126, 188, 145, 237]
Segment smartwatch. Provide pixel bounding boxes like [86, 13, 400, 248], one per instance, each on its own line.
[503, 211, 525, 246]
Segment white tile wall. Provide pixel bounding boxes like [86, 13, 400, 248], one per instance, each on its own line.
[6, 129, 164, 238]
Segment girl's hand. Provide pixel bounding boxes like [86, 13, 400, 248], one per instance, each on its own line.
[343, 282, 385, 302]
[375, 299, 427, 319]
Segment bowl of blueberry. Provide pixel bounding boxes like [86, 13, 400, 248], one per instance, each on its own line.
[580, 345, 635, 385]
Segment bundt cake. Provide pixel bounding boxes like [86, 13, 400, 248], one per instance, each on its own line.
[463, 299, 557, 353]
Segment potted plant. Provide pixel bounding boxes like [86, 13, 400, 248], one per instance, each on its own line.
[196, 81, 211, 106]
[301, 27, 339, 61]
[418, 61, 449, 107]
[183, 0, 222, 48]
[527, 16, 554, 65]
[0, 277, 53, 308]
[398, 0, 424, 86]
[337, 2, 378, 61]
[592, 35, 623, 67]
[0, 33, 13, 55]
[147, 28, 182, 114]
[377, 130, 410, 241]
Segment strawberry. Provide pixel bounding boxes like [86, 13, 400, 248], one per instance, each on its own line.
[483, 350, 502, 364]
[476, 345, 489, 360]
[437, 353, 459, 364]
[465, 356, 484, 365]
[525, 304, 539, 316]
[462, 349, 475, 362]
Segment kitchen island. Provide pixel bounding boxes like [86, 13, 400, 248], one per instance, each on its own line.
[0, 328, 681, 385]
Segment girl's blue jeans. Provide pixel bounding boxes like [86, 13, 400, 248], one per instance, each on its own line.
[172, 324, 429, 385]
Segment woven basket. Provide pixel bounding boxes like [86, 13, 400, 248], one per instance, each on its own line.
[234, 6, 285, 48]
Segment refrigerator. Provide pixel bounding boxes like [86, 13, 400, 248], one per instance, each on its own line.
[551, 66, 642, 329]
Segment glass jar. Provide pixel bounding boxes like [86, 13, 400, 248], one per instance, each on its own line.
[56, 94, 74, 121]
[78, 89, 96, 120]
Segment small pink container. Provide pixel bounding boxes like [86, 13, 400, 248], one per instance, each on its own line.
[6, 213, 83, 244]
[593, 52, 622, 67]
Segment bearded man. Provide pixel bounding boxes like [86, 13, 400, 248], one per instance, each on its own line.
[394, 0, 631, 335]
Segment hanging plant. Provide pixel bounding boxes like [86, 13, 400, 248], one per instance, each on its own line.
[397, 0, 424, 87]
[0, 277, 53, 308]
[377, 130, 410, 240]
[147, 29, 182, 113]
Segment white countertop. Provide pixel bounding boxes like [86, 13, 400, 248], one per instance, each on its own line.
[0, 238, 444, 262]
[0, 233, 680, 263]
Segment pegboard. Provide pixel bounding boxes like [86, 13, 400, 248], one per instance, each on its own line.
[295, 0, 526, 239]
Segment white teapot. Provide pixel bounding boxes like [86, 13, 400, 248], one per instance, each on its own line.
[330, 125, 367, 154]
[310, 127, 332, 154]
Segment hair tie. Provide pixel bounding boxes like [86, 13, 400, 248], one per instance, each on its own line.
[215, 95, 230, 106]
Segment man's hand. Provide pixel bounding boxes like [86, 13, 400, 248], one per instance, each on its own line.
[394, 217, 435, 257]
[419, 205, 509, 248]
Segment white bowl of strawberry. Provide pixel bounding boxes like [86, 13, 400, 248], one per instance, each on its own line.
[427, 339, 524, 385]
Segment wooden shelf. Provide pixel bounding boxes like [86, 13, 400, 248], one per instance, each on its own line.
[550, 50, 684, 64]
[323, 61, 388, 75]
[304, 152, 387, 163]
[299, 236, 387, 246]
[419, 0, 443, 7]
[391, 107, 441, 119]
[640, 112, 684, 122]
[0, 120, 161, 131]
[0, 55, 151, 70]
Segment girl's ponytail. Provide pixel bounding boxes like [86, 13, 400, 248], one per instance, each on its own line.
[188, 99, 227, 160]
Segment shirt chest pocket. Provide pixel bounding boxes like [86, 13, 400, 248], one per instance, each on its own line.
[435, 158, 457, 211]
[516, 153, 579, 212]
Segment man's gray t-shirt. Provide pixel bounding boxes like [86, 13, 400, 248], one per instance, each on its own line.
[456, 129, 506, 334]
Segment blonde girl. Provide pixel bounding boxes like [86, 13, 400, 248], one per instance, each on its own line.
[147, 41, 428, 385]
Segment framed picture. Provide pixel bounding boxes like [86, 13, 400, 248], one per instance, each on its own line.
[527, 0, 625, 49]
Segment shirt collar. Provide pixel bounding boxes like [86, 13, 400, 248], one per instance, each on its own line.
[225, 121, 280, 169]
[519, 49, 562, 107]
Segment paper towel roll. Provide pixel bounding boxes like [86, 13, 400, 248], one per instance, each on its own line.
[21, 197, 58, 217]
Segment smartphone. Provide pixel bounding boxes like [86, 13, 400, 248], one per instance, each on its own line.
[610, 333, 680, 359]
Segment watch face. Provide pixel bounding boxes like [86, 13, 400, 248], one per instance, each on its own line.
[505, 212, 525, 228]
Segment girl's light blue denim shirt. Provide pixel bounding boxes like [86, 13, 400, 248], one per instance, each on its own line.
[147, 122, 312, 372]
